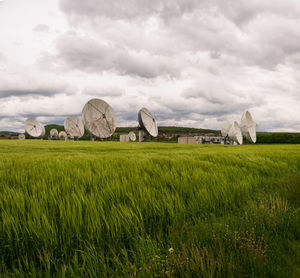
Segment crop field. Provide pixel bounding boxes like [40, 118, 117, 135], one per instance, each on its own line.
[0, 141, 299, 277]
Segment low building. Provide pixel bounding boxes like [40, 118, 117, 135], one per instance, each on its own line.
[178, 135, 225, 144]
[120, 134, 130, 142]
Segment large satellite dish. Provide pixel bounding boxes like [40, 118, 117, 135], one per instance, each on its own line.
[138, 107, 158, 137]
[228, 121, 243, 145]
[64, 116, 84, 138]
[50, 129, 59, 138]
[24, 118, 45, 138]
[240, 110, 257, 143]
[128, 131, 136, 142]
[58, 131, 68, 140]
[221, 121, 232, 137]
[82, 98, 116, 138]
[18, 134, 25, 140]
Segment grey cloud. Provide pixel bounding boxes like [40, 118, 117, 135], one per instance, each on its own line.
[33, 24, 50, 33]
[54, 33, 178, 78]
[59, 0, 199, 21]
[0, 89, 60, 99]
[59, 0, 300, 69]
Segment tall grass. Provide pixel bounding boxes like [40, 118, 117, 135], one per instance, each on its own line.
[0, 141, 299, 277]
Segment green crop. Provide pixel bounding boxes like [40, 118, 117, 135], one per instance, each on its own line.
[0, 141, 299, 277]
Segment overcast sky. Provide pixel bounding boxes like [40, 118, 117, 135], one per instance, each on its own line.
[0, 0, 300, 132]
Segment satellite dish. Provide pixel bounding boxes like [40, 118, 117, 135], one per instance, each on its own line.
[18, 133, 25, 140]
[138, 107, 158, 137]
[228, 121, 243, 145]
[221, 121, 232, 137]
[50, 128, 59, 138]
[82, 98, 116, 138]
[240, 110, 257, 143]
[24, 118, 45, 138]
[58, 131, 68, 140]
[64, 116, 84, 138]
[128, 131, 136, 141]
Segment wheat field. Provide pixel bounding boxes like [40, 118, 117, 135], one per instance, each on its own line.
[0, 141, 299, 277]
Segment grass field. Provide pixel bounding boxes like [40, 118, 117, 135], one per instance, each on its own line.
[0, 141, 299, 277]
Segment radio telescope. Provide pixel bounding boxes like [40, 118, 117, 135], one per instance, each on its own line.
[24, 118, 45, 138]
[58, 131, 68, 140]
[138, 107, 158, 141]
[228, 121, 243, 145]
[50, 129, 59, 139]
[240, 110, 257, 143]
[64, 116, 84, 138]
[82, 98, 116, 138]
[128, 131, 136, 142]
[18, 134, 25, 140]
[221, 121, 231, 137]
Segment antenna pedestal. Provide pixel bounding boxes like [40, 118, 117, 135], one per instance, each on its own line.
[138, 130, 144, 142]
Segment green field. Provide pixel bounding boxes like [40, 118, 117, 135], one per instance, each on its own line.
[0, 141, 299, 277]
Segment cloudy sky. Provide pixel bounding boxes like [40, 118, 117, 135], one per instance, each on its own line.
[0, 0, 300, 132]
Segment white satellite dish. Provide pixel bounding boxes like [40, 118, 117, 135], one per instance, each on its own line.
[64, 116, 84, 138]
[221, 121, 232, 137]
[18, 133, 25, 140]
[240, 110, 257, 143]
[24, 118, 45, 138]
[138, 107, 158, 138]
[50, 128, 59, 138]
[228, 121, 243, 145]
[82, 98, 116, 138]
[128, 131, 136, 141]
[58, 131, 68, 140]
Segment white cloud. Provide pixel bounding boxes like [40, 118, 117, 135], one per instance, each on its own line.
[0, 0, 299, 132]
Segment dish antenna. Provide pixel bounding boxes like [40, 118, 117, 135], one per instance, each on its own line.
[128, 131, 136, 142]
[64, 116, 84, 138]
[82, 98, 116, 138]
[138, 107, 158, 141]
[221, 121, 232, 137]
[24, 118, 45, 138]
[18, 133, 25, 140]
[228, 121, 243, 145]
[58, 131, 68, 140]
[50, 129, 59, 139]
[240, 110, 257, 143]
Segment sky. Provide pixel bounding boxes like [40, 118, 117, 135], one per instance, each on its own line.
[0, 0, 300, 132]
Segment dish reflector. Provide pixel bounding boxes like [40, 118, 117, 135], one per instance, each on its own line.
[50, 129, 59, 138]
[59, 131, 68, 140]
[24, 118, 45, 138]
[228, 121, 243, 145]
[138, 107, 158, 137]
[18, 133, 25, 140]
[240, 110, 256, 143]
[128, 131, 136, 141]
[64, 116, 84, 138]
[82, 98, 116, 138]
[221, 121, 231, 137]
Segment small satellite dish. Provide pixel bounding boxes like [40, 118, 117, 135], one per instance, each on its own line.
[24, 118, 45, 138]
[128, 131, 136, 141]
[82, 98, 116, 138]
[58, 131, 68, 140]
[221, 121, 232, 137]
[50, 128, 59, 138]
[228, 121, 243, 145]
[138, 107, 158, 137]
[18, 133, 25, 140]
[64, 116, 84, 138]
[240, 110, 257, 143]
